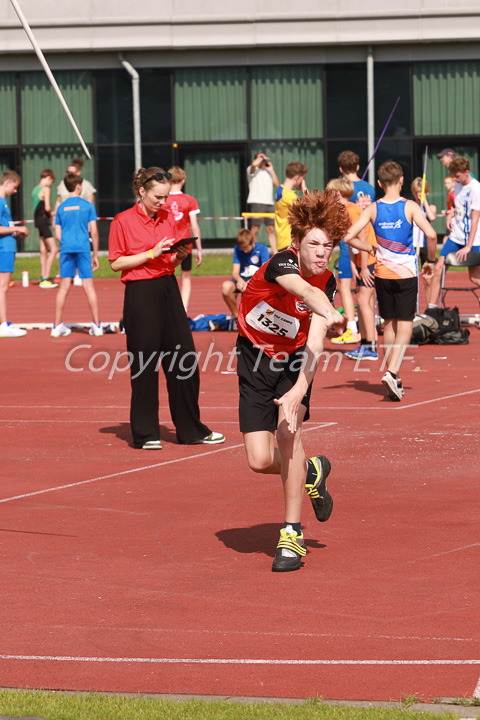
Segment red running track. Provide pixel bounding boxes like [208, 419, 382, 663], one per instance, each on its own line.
[0, 276, 479, 701]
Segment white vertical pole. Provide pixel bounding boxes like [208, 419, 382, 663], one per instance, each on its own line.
[119, 55, 142, 170]
[9, 0, 91, 158]
[367, 46, 375, 187]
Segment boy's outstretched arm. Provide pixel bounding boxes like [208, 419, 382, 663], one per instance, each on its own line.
[275, 273, 343, 326]
[274, 313, 327, 433]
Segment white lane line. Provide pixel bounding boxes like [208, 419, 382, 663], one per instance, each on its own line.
[0, 390, 479, 414]
[0, 444, 244, 505]
[474, 674, 480, 699]
[11, 624, 474, 644]
[0, 655, 478, 666]
[0, 422, 335, 505]
[396, 388, 480, 410]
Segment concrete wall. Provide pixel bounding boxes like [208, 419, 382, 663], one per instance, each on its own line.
[2, 0, 480, 56]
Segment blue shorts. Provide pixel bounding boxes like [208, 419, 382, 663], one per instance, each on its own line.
[337, 240, 353, 279]
[440, 238, 480, 258]
[60, 251, 92, 279]
[0, 252, 15, 273]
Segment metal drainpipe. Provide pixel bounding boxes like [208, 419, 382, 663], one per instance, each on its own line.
[119, 54, 142, 170]
[367, 46, 375, 186]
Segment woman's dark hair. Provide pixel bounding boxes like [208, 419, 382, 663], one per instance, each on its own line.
[69, 157, 84, 171]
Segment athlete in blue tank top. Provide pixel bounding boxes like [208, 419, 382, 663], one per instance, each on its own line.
[373, 198, 417, 279]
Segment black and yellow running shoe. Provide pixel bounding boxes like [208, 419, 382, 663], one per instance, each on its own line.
[305, 455, 333, 522]
[272, 528, 307, 572]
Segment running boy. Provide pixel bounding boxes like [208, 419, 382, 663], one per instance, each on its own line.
[344, 161, 437, 401]
[164, 166, 202, 311]
[237, 189, 371, 572]
[0, 170, 29, 338]
[221, 228, 269, 328]
[52, 174, 102, 337]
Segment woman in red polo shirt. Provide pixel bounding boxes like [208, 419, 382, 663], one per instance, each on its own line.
[108, 167, 225, 450]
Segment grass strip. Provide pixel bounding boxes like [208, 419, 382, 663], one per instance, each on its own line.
[0, 690, 463, 720]
[12, 254, 234, 281]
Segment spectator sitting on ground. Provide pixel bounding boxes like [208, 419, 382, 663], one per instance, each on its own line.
[222, 228, 269, 330]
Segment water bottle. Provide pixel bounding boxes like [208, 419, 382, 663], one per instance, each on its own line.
[22, 270, 29, 288]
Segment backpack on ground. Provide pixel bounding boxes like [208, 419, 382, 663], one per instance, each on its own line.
[423, 306, 469, 344]
[434, 327, 470, 345]
[411, 314, 439, 345]
[425, 306, 460, 340]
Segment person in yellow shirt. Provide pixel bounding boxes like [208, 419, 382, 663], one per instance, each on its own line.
[274, 161, 308, 251]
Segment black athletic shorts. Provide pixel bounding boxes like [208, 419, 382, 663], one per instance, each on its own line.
[236, 335, 312, 433]
[181, 252, 192, 272]
[374, 276, 418, 321]
[35, 221, 53, 239]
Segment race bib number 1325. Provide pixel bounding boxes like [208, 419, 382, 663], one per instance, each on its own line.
[245, 301, 300, 339]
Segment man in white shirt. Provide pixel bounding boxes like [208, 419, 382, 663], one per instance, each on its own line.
[429, 156, 480, 308]
[246, 153, 279, 253]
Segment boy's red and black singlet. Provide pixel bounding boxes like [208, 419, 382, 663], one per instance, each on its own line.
[237, 247, 336, 358]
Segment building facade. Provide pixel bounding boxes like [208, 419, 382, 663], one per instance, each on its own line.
[1, 0, 480, 248]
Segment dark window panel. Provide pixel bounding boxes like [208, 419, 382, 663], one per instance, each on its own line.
[374, 64, 411, 137]
[374, 139, 413, 196]
[97, 145, 135, 215]
[139, 69, 172, 143]
[140, 145, 173, 171]
[95, 70, 133, 144]
[326, 140, 369, 185]
[326, 65, 367, 139]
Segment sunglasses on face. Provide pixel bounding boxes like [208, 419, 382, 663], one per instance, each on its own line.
[144, 172, 172, 185]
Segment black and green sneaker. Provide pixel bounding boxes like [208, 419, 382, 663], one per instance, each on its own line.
[272, 528, 307, 572]
[305, 455, 333, 522]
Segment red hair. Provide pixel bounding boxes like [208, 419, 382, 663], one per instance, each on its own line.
[288, 189, 351, 247]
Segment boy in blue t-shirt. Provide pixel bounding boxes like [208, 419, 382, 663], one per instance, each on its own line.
[52, 173, 103, 337]
[337, 150, 376, 210]
[221, 228, 269, 328]
[0, 170, 30, 338]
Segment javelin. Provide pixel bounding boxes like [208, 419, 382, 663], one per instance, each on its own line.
[361, 96, 401, 181]
[9, 0, 91, 159]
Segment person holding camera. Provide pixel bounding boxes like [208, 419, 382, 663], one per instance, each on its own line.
[246, 152, 279, 254]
